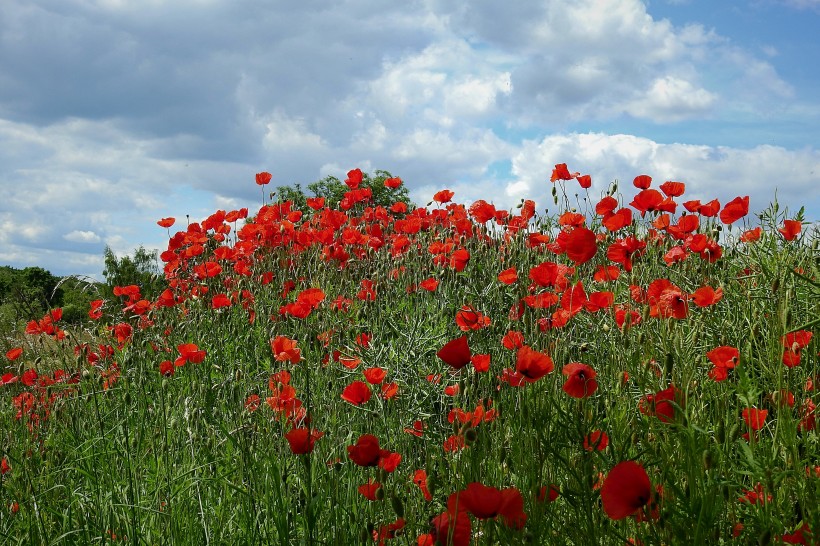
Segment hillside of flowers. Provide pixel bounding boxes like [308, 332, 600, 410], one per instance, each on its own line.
[1, 165, 818, 545]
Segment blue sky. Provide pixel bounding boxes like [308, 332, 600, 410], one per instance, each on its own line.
[1, 0, 818, 279]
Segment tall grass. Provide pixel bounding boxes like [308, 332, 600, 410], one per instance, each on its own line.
[1, 168, 817, 545]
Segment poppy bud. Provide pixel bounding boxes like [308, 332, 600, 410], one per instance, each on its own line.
[427, 470, 439, 496]
[602, 324, 610, 333]
[664, 352, 673, 382]
[758, 529, 772, 546]
[390, 494, 405, 517]
[771, 277, 780, 293]
[728, 423, 741, 442]
[464, 428, 478, 445]
[717, 420, 726, 443]
[359, 527, 371, 543]
[375, 487, 385, 501]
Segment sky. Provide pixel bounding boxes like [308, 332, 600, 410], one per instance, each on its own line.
[1, 0, 818, 279]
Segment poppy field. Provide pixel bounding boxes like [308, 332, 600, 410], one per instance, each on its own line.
[1, 166, 818, 545]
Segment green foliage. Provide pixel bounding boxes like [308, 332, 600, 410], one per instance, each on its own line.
[102, 245, 162, 300]
[275, 169, 412, 213]
[0, 266, 62, 321]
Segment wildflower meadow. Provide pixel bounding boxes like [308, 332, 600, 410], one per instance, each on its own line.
[1, 165, 818, 545]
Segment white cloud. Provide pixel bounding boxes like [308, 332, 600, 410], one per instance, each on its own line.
[626, 76, 717, 122]
[64, 230, 102, 243]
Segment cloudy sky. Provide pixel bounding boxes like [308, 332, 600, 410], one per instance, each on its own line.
[1, 0, 818, 279]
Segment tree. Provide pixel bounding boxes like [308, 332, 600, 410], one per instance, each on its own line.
[102, 246, 162, 299]
[0, 266, 64, 325]
[275, 170, 412, 214]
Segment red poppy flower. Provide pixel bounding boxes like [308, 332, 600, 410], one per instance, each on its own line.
[419, 277, 439, 291]
[596, 196, 619, 216]
[719, 196, 750, 225]
[606, 236, 646, 272]
[427, 508, 471, 546]
[433, 189, 455, 203]
[271, 336, 302, 364]
[551, 163, 578, 182]
[593, 265, 620, 283]
[778, 220, 802, 241]
[742, 408, 768, 431]
[583, 430, 609, 451]
[639, 384, 682, 423]
[515, 345, 554, 381]
[630, 189, 664, 216]
[740, 227, 762, 242]
[157, 217, 175, 228]
[562, 362, 598, 398]
[564, 226, 597, 264]
[646, 279, 688, 319]
[255, 172, 272, 185]
[357, 479, 382, 501]
[691, 286, 723, 307]
[576, 174, 592, 188]
[363, 367, 387, 385]
[659, 181, 685, 197]
[347, 434, 382, 467]
[455, 305, 491, 331]
[378, 451, 402, 473]
[449, 483, 527, 528]
[601, 461, 652, 520]
[449, 249, 470, 272]
[412, 469, 433, 501]
[471, 354, 491, 372]
[306, 197, 325, 210]
[159, 360, 174, 377]
[502, 330, 525, 350]
[782, 330, 812, 351]
[633, 175, 652, 189]
[602, 208, 633, 232]
[537, 484, 560, 503]
[345, 168, 363, 189]
[5, 348, 22, 361]
[437, 335, 472, 370]
[498, 267, 518, 285]
[176, 343, 206, 366]
[285, 427, 324, 455]
[384, 177, 402, 189]
[341, 380, 372, 406]
[380, 382, 399, 400]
